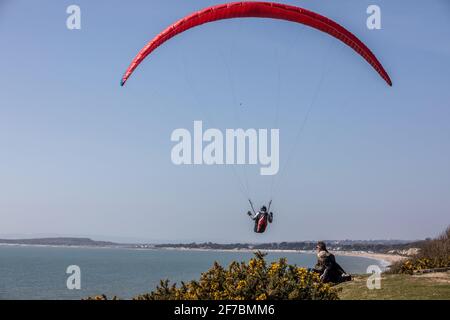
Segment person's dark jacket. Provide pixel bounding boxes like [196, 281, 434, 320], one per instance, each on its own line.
[313, 250, 350, 284]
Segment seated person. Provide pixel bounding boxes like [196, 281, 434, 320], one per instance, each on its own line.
[312, 241, 352, 284]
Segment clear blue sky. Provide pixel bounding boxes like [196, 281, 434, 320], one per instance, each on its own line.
[0, 0, 449, 242]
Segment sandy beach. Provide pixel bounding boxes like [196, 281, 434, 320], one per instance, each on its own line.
[330, 251, 406, 266]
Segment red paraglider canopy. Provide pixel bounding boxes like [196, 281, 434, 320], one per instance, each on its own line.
[121, 1, 392, 86]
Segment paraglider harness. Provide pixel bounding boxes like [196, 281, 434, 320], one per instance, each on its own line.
[255, 213, 269, 233]
[248, 200, 273, 233]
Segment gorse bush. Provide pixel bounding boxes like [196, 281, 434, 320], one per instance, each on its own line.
[390, 226, 450, 274]
[132, 252, 338, 300]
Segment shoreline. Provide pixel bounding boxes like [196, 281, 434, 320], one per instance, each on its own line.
[156, 247, 405, 267]
[0, 243, 406, 267]
[329, 250, 406, 266]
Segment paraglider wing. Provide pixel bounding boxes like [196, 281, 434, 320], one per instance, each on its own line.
[120, 1, 392, 86]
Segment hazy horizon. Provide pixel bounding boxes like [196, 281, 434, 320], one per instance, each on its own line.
[0, 231, 434, 244]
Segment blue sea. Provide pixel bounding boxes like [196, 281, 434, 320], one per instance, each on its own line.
[0, 245, 382, 300]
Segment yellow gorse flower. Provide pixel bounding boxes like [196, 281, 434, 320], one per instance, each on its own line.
[96, 251, 339, 300]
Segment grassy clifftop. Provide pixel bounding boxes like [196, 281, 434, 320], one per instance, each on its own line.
[337, 272, 450, 300]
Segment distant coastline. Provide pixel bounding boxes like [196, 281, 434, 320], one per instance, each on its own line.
[0, 237, 409, 267]
[146, 246, 403, 267]
[0, 237, 118, 247]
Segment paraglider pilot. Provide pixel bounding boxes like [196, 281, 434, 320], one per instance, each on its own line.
[247, 200, 273, 233]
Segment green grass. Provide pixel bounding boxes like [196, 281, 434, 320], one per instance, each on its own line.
[336, 272, 450, 300]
